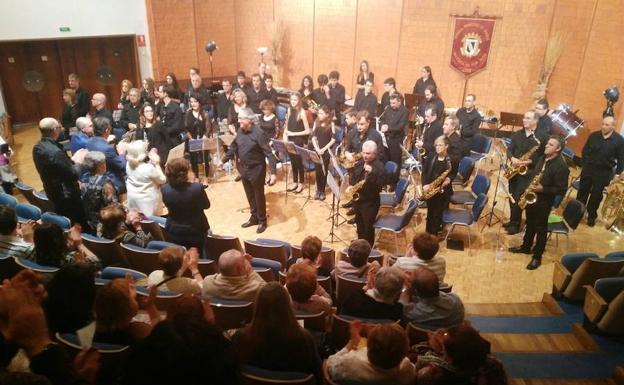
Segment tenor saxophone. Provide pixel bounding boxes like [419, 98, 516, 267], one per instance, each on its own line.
[421, 159, 451, 200]
[342, 178, 366, 202]
[505, 137, 541, 180]
[518, 162, 546, 210]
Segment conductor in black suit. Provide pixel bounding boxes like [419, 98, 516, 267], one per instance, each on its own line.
[221, 108, 277, 233]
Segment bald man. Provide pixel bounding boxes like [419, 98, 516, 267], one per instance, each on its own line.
[70, 117, 93, 154]
[202, 249, 266, 302]
[33, 117, 87, 228]
[400, 266, 465, 328]
[90, 93, 113, 126]
[577, 116, 624, 226]
[349, 140, 386, 246]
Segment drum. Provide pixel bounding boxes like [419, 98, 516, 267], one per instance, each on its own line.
[551, 104, 584, 139]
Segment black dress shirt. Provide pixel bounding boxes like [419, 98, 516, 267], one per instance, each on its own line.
[350, 158, 386, 204]
[380, 91, 395, 112]
[161, 101, 183, 145]
[119, 103, 141, 130]
[246, 87, 270, 114]
[581, 130, 624, 174]
[412, 78, 437, 96]
[354, 90, 378, 117]
[532, 154, 569, 202]
[380, 105, 409, 140]
[507, 129, 543, 172]
[224, 125, 277, 179]
[265, 87, 279, 105]
[75, 87, 90, 117]
[60, 104, 78, 130]
[346, 128, 386, 162]
[417, 97, 445, 119]
[183, 85, 212, 110]
[448, 131, 468, 164]
[456, 107, 482, 139]
[311, 88, 328, 107]
[328, 83, 346, 114]
[422, 119, 443, 155]
[93, 108, 113, 125]
[536, 114, 552, 138]
[216, 92, 233, 121]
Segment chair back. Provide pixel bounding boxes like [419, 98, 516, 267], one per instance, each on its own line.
[552, 194, 563, 209]
[15, 202, 42, 222]
[471, 173, 490, 196]
[335, 274, 366, 311]
[295, 310, 326, 332]
[41, 212, 72, 231]
[471, 194, 489, 221]
[15, 258, 59, 274]
[14, 182, 36, 205]
[469, 134, 489, 153]
[120, 243, 160, 275]
[210, 298, 254, 331]
[456, 157, 475, 186]
[339, 248, 383, 265]
[205, 234, 243, 260]
[136, 286, 183, 312]
[146, 240, 184, 251]
[291, 244, 335, 272]
[253, 267, 275, 282]
[561, 252, 600, 274]
[384, 161, 398, 177]
[394, 178, 410, 206]
[563, 258, 624, 302]
[330, 314, 397, 350]
[317, 275, 331, 293]
[81, 234, 128, 267]
[0, 192, 18, 208]
[596, 283, 624, 334]
[594, 277, 624, 303]
[196, 259, 217, 277]
[32, 190, 55, 213]
[407, 322, 437, 345]
[398, 199, 419, 230]
[100, 266, 147, 281]
[240, 366, 315, 385]
[562, 199, 586, 230]
[139, 220, 166, 241]
[244, 240, 288, 268]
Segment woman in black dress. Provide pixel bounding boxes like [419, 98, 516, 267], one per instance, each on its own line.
[355, 60, 374, 91]
[311, 105, 336, 200]
[184, 93, 211, 179]
[412, 65, 437, 96]
[283, 92, 310, 194]
[141, 77, 155, 105]
[118, 79, 133, 109]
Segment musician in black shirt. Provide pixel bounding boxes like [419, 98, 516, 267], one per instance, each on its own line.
[412, 66, 437, 96]
[246, 74, 269, 114]
[456, 94, 481, 148]
[510, 136, 569, 270]
[159, 84, 183, 164]
[422, 136, 457, 235]
[345, 111, 386, 163]
[350, 140, 385, 246]
[535, 99, 552, 138]
[415, 106, 443, 159]
[443, 115, 469, 165]
[235, 70, 251, 94]
[417, 85, 445, 119]
[379, 93, 408, 176]
[577, 116, 624, 226]
[380, 77, 398, 112]
[221, 108, 277, 234]
[263, 74, 279, 105]
[327, 70, 346, 117]
[355, 60, 374, 91]
[183, 74, 212, 112]
[68, 73, 90, 117]
[311, 105, 336, 201]
[505, 110, 547, 234]
[216, 79, 234, 123]
[354, 79, 378, 118]
[311, 74, 329, 109]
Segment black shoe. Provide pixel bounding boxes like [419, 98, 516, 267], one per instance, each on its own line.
[347, 217, 357, 225]
[506, 226, 521, 235]
[526, 258, 541, 270]
[314, 191, 321, 200]
[234, 175, 242, 182]
[256, 223, 267, 233]
[587, 218, 596, 227]
[346, 208, 356, 216]
[509, 246, 532, 254]
[242, 218, 259, 228]
[341, 201, 354, 209]
[319, 193, 326, 201]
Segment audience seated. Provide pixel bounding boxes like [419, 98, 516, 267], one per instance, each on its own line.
[396, 232, 446, 283]
[0, 205, 35, 259]
[86, 117, 126, 193]
[231, 282, 322, 381]
[202, 249, 266, 302]
[70, 116, 94, 154]
[286, 235, 331, 277]
[333, 239, 380, 279]
[32, 223, 100, 269]
[125, 140, 166, 216]
[99, 204, 152, 247]
[340, 266, 404, 321]
[147, 246, 203, 294]
[286, 263, 332, 315]
[409, 322, 507, 384]
[161, 158, 210, 252]
[94, 277, 159, 345]
[400, 267, 464, 328]
[327, 321, 416, 385]
[80, 150, 119, 232]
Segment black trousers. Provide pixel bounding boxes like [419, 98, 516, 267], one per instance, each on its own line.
[386, 136, 403, 182]
[355, 200, 380, 246]
[426, 193, 449, 235]
[315, 153, 330, 193]
[53, 194, 89, 232]
[577, 167, 612, 221]
[241, 168, 268, 223]
[508, 175, 530, 227]
[190, 150, 210, 177]
[290, 154, 305, 184]
[521, 198, 552, 259]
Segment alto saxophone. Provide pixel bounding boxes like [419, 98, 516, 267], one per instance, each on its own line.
[342, 178, 366, 202]
[518, 162, 546, 210]
[338, 151, 362, 169]
[505, 136, 540, 180]
[421, 159, 451, 200]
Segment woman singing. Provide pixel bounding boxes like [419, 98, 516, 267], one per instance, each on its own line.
[284, 92, 310, 194]
[184, 93, 211, 180]
[311, 105, 336, 201]
[355, 60, 374, 90]
[422, 136, 457, 235]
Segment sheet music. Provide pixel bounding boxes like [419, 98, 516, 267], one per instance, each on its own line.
[326, 171, 341, 198]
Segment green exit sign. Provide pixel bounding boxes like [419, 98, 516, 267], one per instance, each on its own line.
[59, 27, 71, 32]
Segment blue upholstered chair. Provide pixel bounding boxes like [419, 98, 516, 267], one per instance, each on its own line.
[442, 193, 488, 253]
[553, 252, 624, 302]
[372, 198, 419, 254]
[0, 193, 18, 208]
[15, 202, 42, 222]
[583, 277, 624, 335]
[547, 199, 585, 249]
[450, 173, 490, 207]
[380, 178, 410, 210]
[41, 212, 72, 231]
[452, 157, 475, 187]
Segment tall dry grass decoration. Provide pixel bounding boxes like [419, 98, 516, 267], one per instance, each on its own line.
[269, 20, 285, 85]
[533, 33, 566, 101]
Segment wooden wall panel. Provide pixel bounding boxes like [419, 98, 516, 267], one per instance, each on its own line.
[233, 0, 274, 79]
[194, 0, 237, 79]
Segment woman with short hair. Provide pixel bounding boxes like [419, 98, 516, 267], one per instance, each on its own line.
[125, 140, 166, 216]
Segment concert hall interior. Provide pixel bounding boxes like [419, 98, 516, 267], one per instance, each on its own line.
[0, 0, 623, 384]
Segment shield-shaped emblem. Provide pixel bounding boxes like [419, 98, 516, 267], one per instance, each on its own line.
[460, 33, 481, 57]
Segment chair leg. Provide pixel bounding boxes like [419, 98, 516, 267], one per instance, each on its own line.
[467, 225, 472, 255]
[444, 224, 456, 242]
[394, 232, 399, 256]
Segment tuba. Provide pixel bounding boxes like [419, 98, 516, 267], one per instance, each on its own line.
[518, 162, 546, 210]
[504, 136, 541, 180]
[420, 159, 451, 200]
[601, 178, 624, 234]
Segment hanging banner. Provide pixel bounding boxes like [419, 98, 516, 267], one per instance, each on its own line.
[450, 17, 496, 77]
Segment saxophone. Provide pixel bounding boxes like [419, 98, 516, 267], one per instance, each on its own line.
[302, 95, 319, 110]
[338, 151, 362, 169]
[421, 159, 451, 200]
[504, 136, 541, 180]
[342, 178, 366, 202]
[518, 162, 546, 210]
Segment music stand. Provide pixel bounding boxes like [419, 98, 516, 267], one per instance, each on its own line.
[271, 139, 292, 203]
[295, 145, 322, 209]
[188, 137, 212, 183]
[404, 93, 425, 110]
[498, 112, 524, 132]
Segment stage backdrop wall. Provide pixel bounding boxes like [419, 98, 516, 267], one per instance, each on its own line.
[146, 0, 624, 152]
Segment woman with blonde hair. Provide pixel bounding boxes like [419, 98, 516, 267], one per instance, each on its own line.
[125, 140, 167, 216]
[118, 79, 134, 109]
[60, 88, 78, 139]
[141, 77, 155, 104]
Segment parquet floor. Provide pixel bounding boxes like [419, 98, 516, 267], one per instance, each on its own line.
[11, 125, 624, 303]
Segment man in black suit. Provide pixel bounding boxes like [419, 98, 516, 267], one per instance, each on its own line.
[379, 93, 408, 179]
[443, 115, 469, 165]
[415, 106, 443, 159]
[221, 108, 277, 233]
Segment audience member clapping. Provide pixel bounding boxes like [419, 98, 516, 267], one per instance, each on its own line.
[33, 223, 100, 270]
[202, 249, 265, 302]
[285, 263, 332, 315]
[340, 266, 404, 321]
[125, 140, 166, 216]
[99, 204, 152, 247]
[396, 232, 446, 283]
[86, 117, 126, 193]
[332, 239, 380, 279]
[147, 246, 203, 294]
[0, 205, 35, 259]
[70, 116, 94, 154]
[80, 150, 118, 232]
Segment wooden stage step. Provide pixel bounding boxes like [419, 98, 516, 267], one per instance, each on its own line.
[466, 293, 563, 317]
[484, 324, 599, 353]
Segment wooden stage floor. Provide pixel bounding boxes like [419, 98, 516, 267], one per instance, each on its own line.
[11, 125, 624, 303]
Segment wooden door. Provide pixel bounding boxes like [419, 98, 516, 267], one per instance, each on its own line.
[0, 42, 41, 124]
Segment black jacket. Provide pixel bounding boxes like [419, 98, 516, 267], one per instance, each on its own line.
[32, 137, 81, 204]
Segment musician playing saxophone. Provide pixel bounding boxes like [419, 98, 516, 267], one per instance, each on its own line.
[344, 111, 386, 164]
[509, 136, 569, 270]
[347, 140, 386, 246]
[422, 136, 458, 235]
[504, 110, 548, 235]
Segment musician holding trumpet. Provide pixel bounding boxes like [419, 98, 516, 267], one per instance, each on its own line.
[422, 136, 457, 235]
[509, 136, 569, 270]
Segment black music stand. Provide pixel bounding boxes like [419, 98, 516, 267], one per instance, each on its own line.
[498, 112, 524, 132]
[325, 162, 347, 244]
[188, 137, 212, 184]
[295, 145, 322, 209]
[271, 139, 293, 203]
